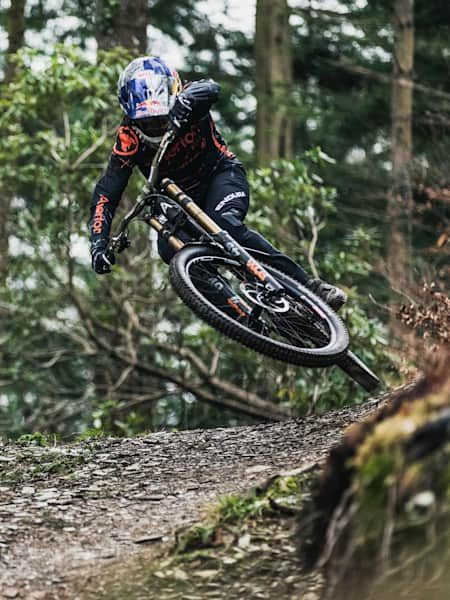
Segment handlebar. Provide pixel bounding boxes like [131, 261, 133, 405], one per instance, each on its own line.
[108, 129, 175, 253]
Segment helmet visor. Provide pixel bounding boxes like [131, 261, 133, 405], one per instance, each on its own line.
[133, 116, 169, 138]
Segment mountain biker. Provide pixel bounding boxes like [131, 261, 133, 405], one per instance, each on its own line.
[90, 56, 346, 311]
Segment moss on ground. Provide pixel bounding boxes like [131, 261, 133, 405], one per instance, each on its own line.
[83, 471, 323, 600]
[300, 358, 450, 600]
[0, 444, 91, 485]
[176, 474, 304, 554]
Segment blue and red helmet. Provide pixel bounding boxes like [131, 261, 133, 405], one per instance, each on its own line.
[118, 57, 182, 144]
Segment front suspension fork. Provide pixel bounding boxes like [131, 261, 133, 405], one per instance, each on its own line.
[160, 178, 285, 296]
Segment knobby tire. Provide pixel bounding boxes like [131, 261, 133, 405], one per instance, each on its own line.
[169, 244, 349, 367]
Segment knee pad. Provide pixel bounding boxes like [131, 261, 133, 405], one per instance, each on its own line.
[218, 208, 246, 237]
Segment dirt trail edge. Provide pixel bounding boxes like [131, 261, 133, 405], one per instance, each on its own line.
[0, 388, 400, 599]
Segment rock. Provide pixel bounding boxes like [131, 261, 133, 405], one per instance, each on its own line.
[194, 570, 219, 579]
[245, 465, 270, 474]
[172, 568, 188, 581]
[408, 490, 435, 509]
[36, 489, 58, 501]
[221, 556, 237, 565]
[238, 533, 251, 549]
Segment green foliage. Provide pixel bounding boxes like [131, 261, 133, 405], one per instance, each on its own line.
[177, 474, 304, 554]
[16, 431, 54, 446]
[0, 445, 90, 485]
[215, 492, 268, 525]
[0, 44, 397, 439]
[247, 156, 395, 412]
[73, 428, 105, 442]
[289, 0, 450, 294]
[0, 45, 130, 437]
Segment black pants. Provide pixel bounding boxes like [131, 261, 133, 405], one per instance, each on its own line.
[157, 162, 309, 284]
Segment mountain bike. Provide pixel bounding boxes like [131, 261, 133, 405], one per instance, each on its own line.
[108, 131, 381, 392]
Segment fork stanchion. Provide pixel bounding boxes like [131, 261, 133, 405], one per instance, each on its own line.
[144, 215, 185, 251]
[161, 178, 222, 235]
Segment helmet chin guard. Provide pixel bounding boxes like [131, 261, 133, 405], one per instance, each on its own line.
[131, 125, 164, 149]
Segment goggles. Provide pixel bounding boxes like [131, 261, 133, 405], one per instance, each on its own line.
[133, 116, 169, 138]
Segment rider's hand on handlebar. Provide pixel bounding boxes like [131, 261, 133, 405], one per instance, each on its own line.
[168, 94, 193, 133]
[91, 242, 115, 275]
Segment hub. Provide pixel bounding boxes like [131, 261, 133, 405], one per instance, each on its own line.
[239, 282, 290, 313]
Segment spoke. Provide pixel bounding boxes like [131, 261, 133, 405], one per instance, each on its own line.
[187, 257, 332, 350]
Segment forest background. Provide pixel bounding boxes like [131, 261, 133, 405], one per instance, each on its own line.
[0, 0, 448, 440]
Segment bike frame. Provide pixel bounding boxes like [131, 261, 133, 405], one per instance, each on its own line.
[109, 130, 313, 309]
[107, 132, 380, 389]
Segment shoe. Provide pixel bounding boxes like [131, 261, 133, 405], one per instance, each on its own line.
[305, 278, 347, 311]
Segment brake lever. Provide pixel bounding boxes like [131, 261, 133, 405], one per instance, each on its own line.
[109, 231, 128, 253]
[116, 233, 131, 253]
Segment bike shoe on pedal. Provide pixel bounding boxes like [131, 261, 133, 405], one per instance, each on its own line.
[305, 278, 347, 312]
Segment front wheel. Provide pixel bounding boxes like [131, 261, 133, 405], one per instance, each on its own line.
[169, 244, 349, 367]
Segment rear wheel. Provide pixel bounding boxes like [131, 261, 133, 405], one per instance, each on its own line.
[169, 244, 349, 367]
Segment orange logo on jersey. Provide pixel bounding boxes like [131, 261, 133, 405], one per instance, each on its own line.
[92, 195, 110, 235]
[113, 126, 139, 156]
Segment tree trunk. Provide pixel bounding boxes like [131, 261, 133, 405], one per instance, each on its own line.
[96, 0, 148, 54]
[255, 0, 293, 165]
[4, 0, 26, 82]
[387, 0, 414, 292]
[93, 0, 149, 402]
[1, 0, 26, 282]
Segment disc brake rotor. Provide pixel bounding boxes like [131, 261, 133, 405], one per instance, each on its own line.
[239, 282, 290, 313]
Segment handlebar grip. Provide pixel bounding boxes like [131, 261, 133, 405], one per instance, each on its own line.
[109, 233, 130, 254]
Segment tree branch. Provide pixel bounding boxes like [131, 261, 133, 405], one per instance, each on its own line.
[324, 59, 450, 102]
[70, 120, 109, 170]
[70, 288, 290, 422]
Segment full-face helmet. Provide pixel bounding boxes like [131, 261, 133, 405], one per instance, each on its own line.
[118, 56, 182, 146]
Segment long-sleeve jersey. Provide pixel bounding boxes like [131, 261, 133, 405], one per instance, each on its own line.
[90, 80, 238, 249]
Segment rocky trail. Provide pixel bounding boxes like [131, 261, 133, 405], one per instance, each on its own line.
[0, 389, 394, 600]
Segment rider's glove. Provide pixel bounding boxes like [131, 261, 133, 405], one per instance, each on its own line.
[91, 241, 115, 275]
[168, 93, 193, 133]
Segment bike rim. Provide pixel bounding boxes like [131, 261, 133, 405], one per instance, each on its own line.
[185, 254, 339, 354]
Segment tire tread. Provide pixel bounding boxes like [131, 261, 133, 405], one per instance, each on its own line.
[169, 244, 349, 367]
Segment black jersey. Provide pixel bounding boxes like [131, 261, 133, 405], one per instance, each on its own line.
[90, 80, 238, 247]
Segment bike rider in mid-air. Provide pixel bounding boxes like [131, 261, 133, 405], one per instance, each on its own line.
[90, 56, 347, 311]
